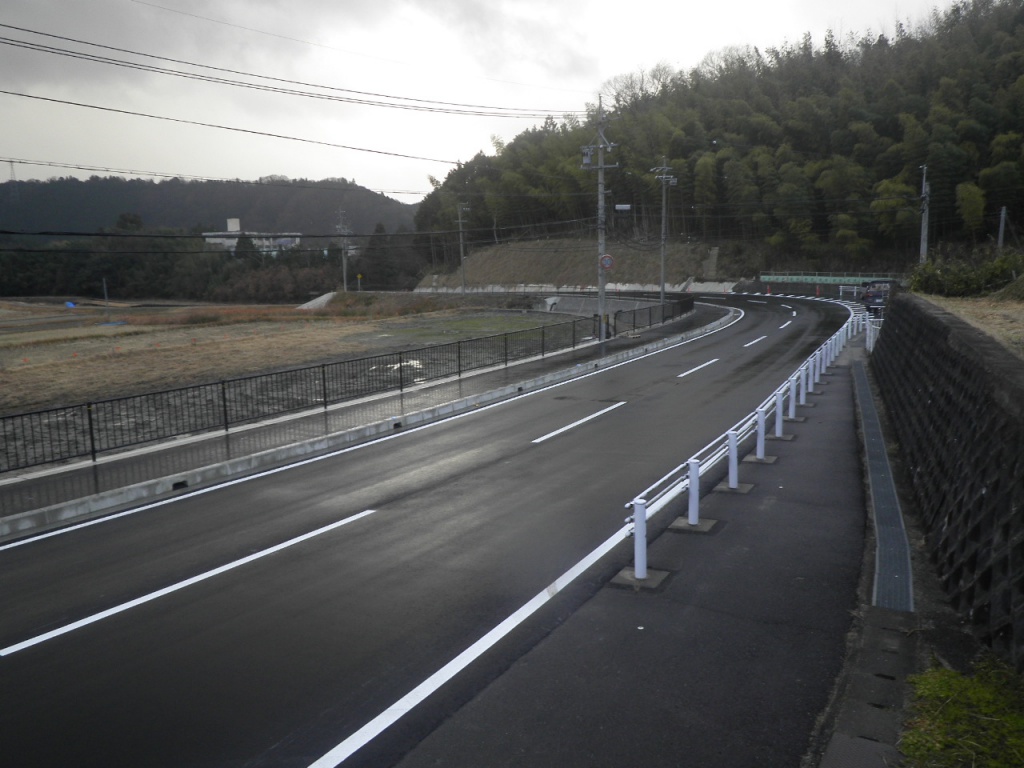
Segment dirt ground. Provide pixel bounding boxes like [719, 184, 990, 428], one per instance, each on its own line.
[0, 299, 559, 413]
[3, 294, 1020, 415]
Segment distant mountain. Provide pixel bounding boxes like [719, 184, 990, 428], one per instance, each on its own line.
[0, 175, 417, 236]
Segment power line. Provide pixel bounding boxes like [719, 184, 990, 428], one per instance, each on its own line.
[0, 24, 583, 119]
[0, 90, 458, 165]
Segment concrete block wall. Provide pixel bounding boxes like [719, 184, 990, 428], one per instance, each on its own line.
[871, 294, 1024, 667]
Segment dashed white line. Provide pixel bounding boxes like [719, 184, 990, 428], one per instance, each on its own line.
[743, 335, 768, 348]
[779, 321, 792, 329]
[532, 401, 626, 444]
[0, 510, 377, 657]
[677, 359, 719, 378]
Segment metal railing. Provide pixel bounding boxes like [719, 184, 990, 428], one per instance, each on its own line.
[623, 300, 869, 575]
[2, 300, 689, 472]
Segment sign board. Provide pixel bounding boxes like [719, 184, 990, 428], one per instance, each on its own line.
[614, 204, 631, 211]
[600, 254, 614, 271]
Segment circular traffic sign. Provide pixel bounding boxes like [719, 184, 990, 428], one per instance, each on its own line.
[600, 254, 614, 270]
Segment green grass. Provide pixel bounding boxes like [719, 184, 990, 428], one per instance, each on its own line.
[902, 655, 1024, 767]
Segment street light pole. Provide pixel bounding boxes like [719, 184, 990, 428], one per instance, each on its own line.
[651, 157, 676, 305]
[457, 202, 468, 294]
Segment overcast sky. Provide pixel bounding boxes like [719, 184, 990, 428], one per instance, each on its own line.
[3, 0, 948, 205]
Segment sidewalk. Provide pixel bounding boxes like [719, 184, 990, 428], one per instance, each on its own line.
[390, 340, 917, 768]
[0, 309, 724, 539]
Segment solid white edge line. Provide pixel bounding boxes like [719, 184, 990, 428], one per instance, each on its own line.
[532, 401, 626, 444]
[3, 307, 747, 552]
[305, 492, 679, 768]
[743, 335, 768, 348]
[0, 510, 376, 657]
[677, 358, 719, 378]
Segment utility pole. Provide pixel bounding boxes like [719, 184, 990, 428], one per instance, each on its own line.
[457, 202, 469, 294]
[919, 165, 930, 264]
[336, 210, 352, 292]
[651, 157, 677, 305]
[582, 97, 617, 342]
[998, 206, 1007, 250]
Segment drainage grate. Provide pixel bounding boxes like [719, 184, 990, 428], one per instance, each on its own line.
[853, 362, 914, 613]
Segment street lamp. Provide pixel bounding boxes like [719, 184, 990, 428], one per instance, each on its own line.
[651, 157, 677, 304]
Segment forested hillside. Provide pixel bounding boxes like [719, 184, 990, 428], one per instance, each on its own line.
[0, 175, 415, 237]
[0, 176, 421, 300]
[417, 0, 1024, 274]
[4, 0, 1023, 301]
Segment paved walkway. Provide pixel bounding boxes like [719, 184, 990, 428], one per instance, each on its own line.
[0, 309, 724, 537]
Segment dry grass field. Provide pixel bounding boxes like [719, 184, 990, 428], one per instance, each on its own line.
[3, 289, 1020, 415]
[921, 294, 1024, 361]
[0, 294, 557, 414]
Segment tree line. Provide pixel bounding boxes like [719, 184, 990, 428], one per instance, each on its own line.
[415, 0, 1024, 272]
[0, 217, 425, 301]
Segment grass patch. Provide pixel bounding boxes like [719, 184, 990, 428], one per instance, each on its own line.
[901, 655, 1024, 767]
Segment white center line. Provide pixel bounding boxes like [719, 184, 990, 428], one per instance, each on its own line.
[677, 358, 719, 378]
[779, 321, 792, 329]
[743, 335, 768, 348]
[532, 401, 626, 444]
[0, 510, 376, 657]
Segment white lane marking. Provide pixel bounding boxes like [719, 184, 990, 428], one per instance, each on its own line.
[532, 401, 626, 444]
[748, 300, 767, 304]
[0, 510, 376, 657]
[743, 335, 768, 348]
[781, 304, 792, 309]
[779, 321, 792, 329]
[677, 358, 719, 378]
[307, 508, 654, 768]
[3, 307, 748, 551]
[792, 311, 797, 317]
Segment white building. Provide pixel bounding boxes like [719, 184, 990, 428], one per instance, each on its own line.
[203, 218, 301, 254]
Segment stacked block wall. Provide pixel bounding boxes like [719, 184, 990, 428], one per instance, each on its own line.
[871, 294, 1024, 667]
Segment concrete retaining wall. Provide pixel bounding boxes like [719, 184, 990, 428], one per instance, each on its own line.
[871, 294, 1024, 667]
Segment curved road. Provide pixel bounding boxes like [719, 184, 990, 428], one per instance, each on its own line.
[0, 294, 850, 767]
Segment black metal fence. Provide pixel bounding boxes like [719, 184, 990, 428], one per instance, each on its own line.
[2, 300, 689, 472]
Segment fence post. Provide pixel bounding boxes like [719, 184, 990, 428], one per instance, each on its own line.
[321, 364, 328, 411]
[541, 325, 546, 358]
[632, 497, 648, 580]
[809, 355, 817, 393]
[799, 365, 808, 405]
[457, 340, 463, 377]
[504, 333, 509, 367]
[688, 459, 700, 525]
[756, 407, 767, 459]
[87, 403, 97, 462]
[728, 430, 739, 489]
[221, 381, 229, 432]
[788, 374, 798, 420]
[774, 390, 784, 437]
[398, 352, 406, 391]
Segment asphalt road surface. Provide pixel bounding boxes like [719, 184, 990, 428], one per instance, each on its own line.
[1, 295, 850, 768]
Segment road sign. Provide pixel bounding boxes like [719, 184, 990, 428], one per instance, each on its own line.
[600, 254, 614, 270]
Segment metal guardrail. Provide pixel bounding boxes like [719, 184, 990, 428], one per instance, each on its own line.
[623, 298, 869, 568]
[1, 300, 689, 473]
[760, 272, 905, 285]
